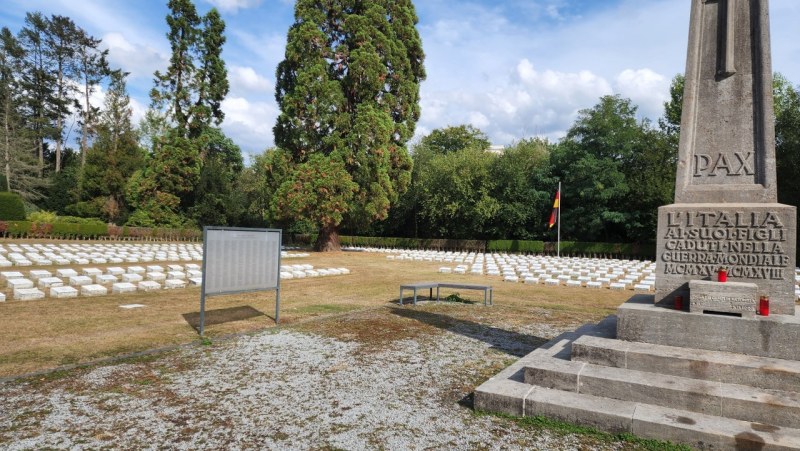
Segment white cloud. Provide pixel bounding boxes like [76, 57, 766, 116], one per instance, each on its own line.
[102, 32, 168, 81]
[416, 58, 615, 145]
[204, 0, 263, 13]
[221, 96, 280, 154]
[229, 65, 272, 94]
[615, 69, 671, 122]
[468, 111, 490, 129]
[229, 30, 286, 68]
[411, 1, 692, 144]
[129, 98, 147, 126]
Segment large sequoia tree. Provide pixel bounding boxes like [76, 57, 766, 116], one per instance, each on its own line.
[272, 0, 425, 251]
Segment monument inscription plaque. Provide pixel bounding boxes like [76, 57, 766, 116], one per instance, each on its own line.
[688, 279, 758, 316]
[655, 0, 797, 314]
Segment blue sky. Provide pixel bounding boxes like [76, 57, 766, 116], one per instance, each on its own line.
[2, 0, 799, 158]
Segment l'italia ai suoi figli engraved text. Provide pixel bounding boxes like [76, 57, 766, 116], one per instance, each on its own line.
[661, 211, 789, 281]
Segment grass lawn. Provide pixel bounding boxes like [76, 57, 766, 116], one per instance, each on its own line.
[0, 241, 634, 378]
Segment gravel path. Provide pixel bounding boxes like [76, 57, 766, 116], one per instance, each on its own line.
[0, 309, 625, 450]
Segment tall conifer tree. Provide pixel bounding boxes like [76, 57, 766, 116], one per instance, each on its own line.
[150, 0, 200, 136]
[139, 0, 232, 226]
[193, 8, 228, 137]
[75, 28, 109, 167]
[273, 0, 425, 251]
[18, 12, 57, 177]
[45, 15, 80, 173]
[0, 27, 42, 199]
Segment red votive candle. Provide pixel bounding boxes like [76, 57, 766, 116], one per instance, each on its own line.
[759, 296, 770, 316]
[717, 268, 728, 282]
[674, 295, 683, 311]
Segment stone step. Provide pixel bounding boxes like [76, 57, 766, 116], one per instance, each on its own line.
[525, 387, 800, 450]
[524, 356, 800, 429]
[572, 335, 800, 393]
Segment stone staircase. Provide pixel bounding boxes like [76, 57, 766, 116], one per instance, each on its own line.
[475, 301, 800, 449]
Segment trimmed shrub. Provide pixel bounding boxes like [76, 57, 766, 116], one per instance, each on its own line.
[30, 222, 53, 237]
[0, 192, 26, 220]
[28, 210, 58, 224]
[51, 222, 82, 237]
[6, 221, 32, 237]
[55, 215, 105, 226]
[545, 241, 656, 259]
[80, 223, 109, 238]
[487, 240, 545, 253]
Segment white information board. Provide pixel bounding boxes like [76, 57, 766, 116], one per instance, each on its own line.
[199, 227, 282, 335]
[203, 228, 281, 295]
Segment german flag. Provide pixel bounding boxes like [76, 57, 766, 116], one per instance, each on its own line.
[548, 189, 560, 229]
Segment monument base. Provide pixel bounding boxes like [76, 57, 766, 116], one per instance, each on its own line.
[618, 294, 800, 360]
[655, 203, 797, 315]
[475, 295, 800, 449]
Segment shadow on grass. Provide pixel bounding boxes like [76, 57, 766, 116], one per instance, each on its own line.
[395, 297, 478, 306]
[388, 307, 547, 357]
[182, 305, 272, 331]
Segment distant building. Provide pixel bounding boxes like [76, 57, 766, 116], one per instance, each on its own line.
[487, 145, 504, 155]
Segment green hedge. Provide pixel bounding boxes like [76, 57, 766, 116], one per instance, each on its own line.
[553, 241, 656, 258]
[3, 221, 32, 237]
[486, 240, 545, 253]
[0, 192, 26, 220]
[0, 220, 201, 241]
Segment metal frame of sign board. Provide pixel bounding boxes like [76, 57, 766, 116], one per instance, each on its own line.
[199, 226, 282, 336]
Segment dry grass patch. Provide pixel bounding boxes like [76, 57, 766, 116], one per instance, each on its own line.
[1, 241, 636, 377]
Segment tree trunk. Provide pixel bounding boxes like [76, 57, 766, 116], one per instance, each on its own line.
[55, 114, 62, 172]
[56, 62, 63, 173]
[37, 138, 44, 177]
[81, 76, 90, 167]
[315, 224, 341, 252]
[37, 107, 44, 177]
[4, 101, 11, 192]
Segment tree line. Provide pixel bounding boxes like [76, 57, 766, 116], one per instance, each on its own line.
[249, 71, 800, 249]
[1, 0, 250, 229]
[3, 0, 800, 252]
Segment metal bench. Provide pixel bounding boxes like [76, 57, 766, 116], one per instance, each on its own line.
[399, 282, 493, 306]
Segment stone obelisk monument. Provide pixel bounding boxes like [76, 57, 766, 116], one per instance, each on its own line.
[476, 2, 800, 447]
[655, 0, 797, 315]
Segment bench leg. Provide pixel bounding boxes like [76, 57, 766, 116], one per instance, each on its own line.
[399, 288, 404, 306]
[436, 286, 440, 301]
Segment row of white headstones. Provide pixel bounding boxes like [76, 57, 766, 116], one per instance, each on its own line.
[0, 241, 345, 302]
[0, 243, 203, 267]
[0, 264, 204, 301]
[0, 261, 348, 302]
[280, 264, 351, 279]
[352, 247, 800, 298]
[0, 242, 311, 267]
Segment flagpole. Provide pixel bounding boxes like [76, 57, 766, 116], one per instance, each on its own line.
[557, 181, 561, 258]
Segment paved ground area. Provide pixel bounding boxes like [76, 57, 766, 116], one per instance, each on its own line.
[0, 305, 634, 450]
